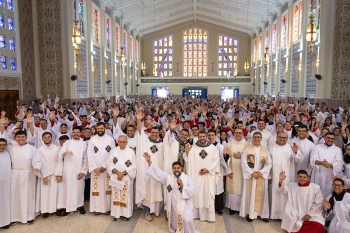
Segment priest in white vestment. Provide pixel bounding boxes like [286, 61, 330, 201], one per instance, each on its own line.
[57, 126, 88, 216]
[184, 131, 220, 222]
[9, 130, 43, 224]
[289, 124, 315, 176]
[36, 132, 61, 218]
[225, 128, 249, 215]
[107, 135, 136, 220]
[87, 122, 115, 214]
[144, 152, 198, 233]
[240, 131, 272, 222]
[268, 131, 304, 220]
[310, 132, 343, 198]
[0, 138, 11, 229]
[279, 170, 325, 233]
[207, 129, 231, 215]
[135, 110, 164, 221]
[323, 178, 350, 233]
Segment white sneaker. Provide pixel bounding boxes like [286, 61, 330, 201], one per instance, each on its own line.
[145, 213, 153, 221]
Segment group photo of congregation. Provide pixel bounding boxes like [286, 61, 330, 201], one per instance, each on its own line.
[0, 0, 349, 232]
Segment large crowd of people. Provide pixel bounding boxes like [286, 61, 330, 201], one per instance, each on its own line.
[0, 93, 350, 233]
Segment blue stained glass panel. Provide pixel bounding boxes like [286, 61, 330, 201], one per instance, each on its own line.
[7, 0, 13, 11]
[0, 0, 4, 7]
[0, 35, 5, 49]
[9, 37, 15, 51]
[8, 17, 14, 31]
[1, 56, 6, 69]
[0, 14, 4, 28]
[10, 57, 16, 70]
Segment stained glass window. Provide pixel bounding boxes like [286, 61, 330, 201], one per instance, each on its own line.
[135, 40, 139, 64]
[0, 56, 6, 69]
[0, 0, 3, 7]
[154, 35, 173, 77]
[293, 1, 302, 41]
[0, 14, 4, 28]
[130, 36, 133, 61]
[258, 35, 262, 59]
[9, 37, 14, 51]
[10, 57, 15, 70]
[116, 26, 119, 53]
[218, 34, 238, 77]
[6, 0, 13, 11]
[92, 7, 99, 44]
[8, 17, 14, 31]
[183, 28, 207, 77]
[281, 14, 288, 48]
[254, 39, 256, 61]
[123, 31, 127, 57]
[106, 18, 110, 49]
[79, 0, 84, 36]
[272, 23, 277, 53]
[0, 35, 5, 49]
[265, 30, 269, 48]
[311, 0, 316, 13]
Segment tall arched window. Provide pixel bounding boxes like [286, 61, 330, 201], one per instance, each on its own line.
[183, 28, 207, 77]
[153, 35, 173, 77]
[218, 34, 238, 76]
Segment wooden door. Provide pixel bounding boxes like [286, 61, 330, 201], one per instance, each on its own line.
[0, 90, 19, 120]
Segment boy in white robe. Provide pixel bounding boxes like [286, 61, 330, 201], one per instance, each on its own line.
[36, 132, 61, 218]
[279, 170, 325, 233]
[0, 138, 11, 229]
[107, 135, 136, 220]
[144, 152, 198, 233]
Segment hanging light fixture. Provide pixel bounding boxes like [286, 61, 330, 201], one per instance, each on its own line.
[74, 60, 77, 70]
[120, 0, 126, 64]
[72, 19, 82, 45]
[306, 13, 317, 53]
[244, 0, 249, 74]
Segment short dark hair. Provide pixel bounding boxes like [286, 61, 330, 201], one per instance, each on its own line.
[258, 119, 265, 123]
[96, 122, 105, 127]
[198, 130, 207, 136]
[127, 125, 135, 130]
[15, 130, 27, 137]
[59, 135, 70, 141]
[297, 124, 308, 130]
[60, 123, 68, 128]
[297, 170, 308, 176]
[207, 129, 216, 135]
[325, 132, 335, 137]
[198, 122, 205, 127]
[73, 126, 82, 132]
[191, 125, 199, 130]
[253, 131, 262, 137]
[0, 138, 7, 144]
[172, 161, 182, 167]
[151, 126, 159, 132]
[180, 129, 189, 134]
[42, 132, 52, 138]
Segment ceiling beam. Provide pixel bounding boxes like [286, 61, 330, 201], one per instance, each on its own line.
[141, 18, 194, 37]
[196, 17, 251, 35]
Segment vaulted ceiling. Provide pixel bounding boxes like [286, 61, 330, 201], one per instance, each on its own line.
[106, 0, 289, 37]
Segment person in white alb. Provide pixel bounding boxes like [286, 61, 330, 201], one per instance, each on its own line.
[0, 138, 11, 229]
[107, 135, 136, 221]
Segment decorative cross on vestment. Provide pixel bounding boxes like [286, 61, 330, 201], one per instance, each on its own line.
[199, 149, 208, 159]
[150, 145, 158, 154]
[167, 184, 173, 193]
[113, 157, 118, 164]
[125, 160, 132, 167]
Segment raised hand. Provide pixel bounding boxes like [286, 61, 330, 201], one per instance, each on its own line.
[185, 144, 192, 155]
[136, 110, 144, 121]
[279, 171, 286, 181]
[143, 152, 151, 163]
[113, 106, 120, 117]
[49, 111, 55, 120]
[169, 119, 177, 130]
[223, 147, 228, 155]
[322, 200, 331, 210]
[233, 151, 242, 159]
[291, 142, 299, 153]
[26, 112, 33, 123]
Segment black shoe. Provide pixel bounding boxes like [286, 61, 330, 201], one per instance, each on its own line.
[262, 218, 269, 223]
[94, 212, 101, 215]
[125, 217, 130, 221]
[216, 210, 223, 216]
[229, 210, 235, 215]
[78, 207, 86, 215]
[105, 211, 110, 215]
[114, 218, 119, 221]
[62, 211, 72, 217]
[27, 220, 34, 224]
[246, 216, 253, 222]
[43, 213, 49, 219]
[1, 225, 10, 229]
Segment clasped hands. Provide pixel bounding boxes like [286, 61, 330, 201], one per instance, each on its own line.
[252, 171, 263, 179]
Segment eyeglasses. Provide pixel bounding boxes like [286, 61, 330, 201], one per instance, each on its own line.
[278, 137, 288, 139]
[332, 184, 343, 187]
[234, 132, 243, 134]
[298, 130, 307, 133]
[326, 137, 335, 140]
[253, 136, 262, 138]
[118, 141, 127, 143]
[0, 144, 7, 146]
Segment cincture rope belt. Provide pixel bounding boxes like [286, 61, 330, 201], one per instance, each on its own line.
[12, 167, 35, 198]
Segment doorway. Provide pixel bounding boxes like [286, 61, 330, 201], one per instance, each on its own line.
[0, 90, 19, 120]
[182, 87, 208, 99]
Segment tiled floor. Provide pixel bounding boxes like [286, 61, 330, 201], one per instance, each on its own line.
[3, 203, 286, 233]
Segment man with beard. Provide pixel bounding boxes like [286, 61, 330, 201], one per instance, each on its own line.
[87, 122, 115, 215]
[310, 132, 343, 198]
[107, 135, 136, 221]
[184, 131, 220, 222]
[163, 120, 189, 174]
[207, 129, 231, 215]
[144, 153, 198, 233]
[57, 126, 88, 216]
[225, 128, 250, 215]
[135, 109, 164, 221]
[36, 132, 61, 218]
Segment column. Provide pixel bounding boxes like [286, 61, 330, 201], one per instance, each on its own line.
[286, 0, 294, 97]
[100, 1, 106, 96]
[299, 0, 309, 97]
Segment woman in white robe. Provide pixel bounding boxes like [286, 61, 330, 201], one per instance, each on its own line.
[323, 178, 350, 233]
